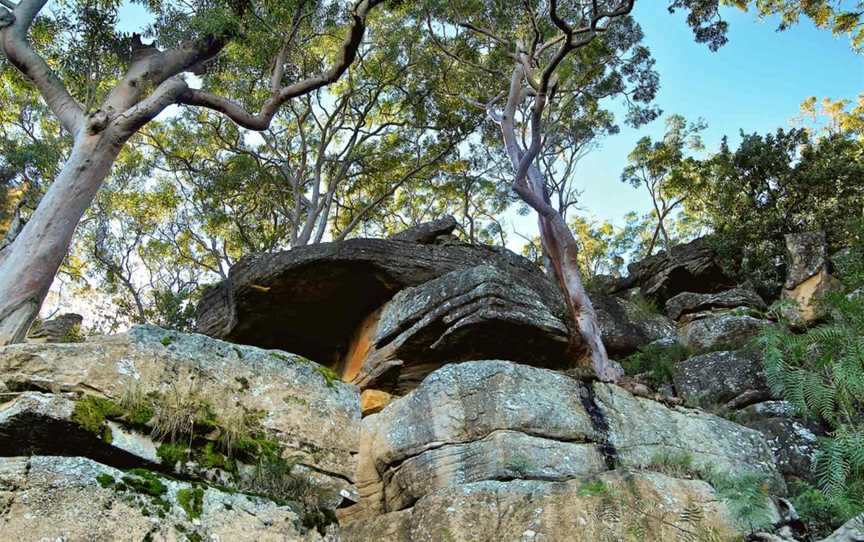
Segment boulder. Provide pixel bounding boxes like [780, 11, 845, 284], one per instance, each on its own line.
[743, 417, 819, 481]
[822, 514, 864, 542]
[665, 288, 766, 321]
[781, 232, 842, 325]
[344, 264, 571, 393]
[389, 216, 458, 244]
[619, 237, 735, 303]
[0, 455, 333, 542]
[672, 349, 767, 407]
[346, 360, 783, 521]
[341, 472, 743, 542]
[26, 313, 83, 343]
[0, 325, 360, 506]
[195, 239, 568, 367]
[678, 312, 773, 352]
[593, 293, 677, 357]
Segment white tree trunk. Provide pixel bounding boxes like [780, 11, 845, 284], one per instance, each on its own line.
[0, 132, 122, 344]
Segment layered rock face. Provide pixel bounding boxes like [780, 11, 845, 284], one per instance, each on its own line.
[781, 231, 842, 325]
[342, 361, 784, 540]
[0, 326, 358, 540]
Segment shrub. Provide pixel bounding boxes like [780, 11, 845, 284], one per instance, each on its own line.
[621, 342, 691, 388]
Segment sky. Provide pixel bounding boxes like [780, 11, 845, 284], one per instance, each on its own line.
[551, 4, 863, 230]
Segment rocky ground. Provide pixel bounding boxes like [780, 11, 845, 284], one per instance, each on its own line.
[2, 220, 862, 541]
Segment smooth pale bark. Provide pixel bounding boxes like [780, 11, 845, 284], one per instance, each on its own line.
[0, 131, 123, 343]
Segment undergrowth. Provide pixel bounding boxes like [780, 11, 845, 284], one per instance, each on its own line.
[621, 342, 691, 388]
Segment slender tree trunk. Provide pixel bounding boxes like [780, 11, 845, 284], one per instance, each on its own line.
[0, 132, 122, 344]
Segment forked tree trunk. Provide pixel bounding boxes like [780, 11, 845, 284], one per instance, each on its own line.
[0, 132, 123, 344]
[527, 169, 623, 382]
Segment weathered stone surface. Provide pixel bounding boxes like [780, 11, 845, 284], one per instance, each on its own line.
[781, 231, 842, 325]
[678, 312, 773, 352]
[672, 349, 767, 407]
[347, 361, 783, 520]
[822, 514, 864, 542]
[784, 232, 830, 288]
[743, 417, 819, 481]
[0, 325, 360, 495]
[342, 472, 743, 542]
[195, 239, 567, 366]
[347, 264, 571, 393]
[0, 455, 332, 542]
[619, 237, 735, 303]
[666, 288, 766, 321]
[360, 389, 393, 416]
[389, 216, 458, 244]
[593, 293, 677, 357]
[0, 392, 162, 468]
[593, 380, 782, 488]
[26, 313, 83, 343]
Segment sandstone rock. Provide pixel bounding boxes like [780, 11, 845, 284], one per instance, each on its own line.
[0, 325, 360, 504]
[672, 349, 767, 407]
[781, 232, 842, 325]
[743, 417, 819, 481]
[666, 288, 767, 321]
[620, 237, 734, 303]
[346, 264, 571, 393]
[593, 293, 677, 357]
[678, 312, 773, 352]
[195, 239, 567, 366]
[347, 360, 783, 521]
[342, 471, 743, 542]
[389, 216, 458, 244]
[0, 392, 162, 468]
[26, 313, 83, 343]
[822, 514, 864, 542]
[0, 455, 332, 542]
[360, 389, 393, 416]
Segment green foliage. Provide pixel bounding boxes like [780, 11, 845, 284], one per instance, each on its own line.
[621, 342, 691, 388]
[121, 469, 169, 499]
[645, 450, 698, 479]
[157, 442, 190, 467]
[177, 487, 205, 520]
[672, 130, 864, 296]
[72, 395, 123, 437]
[759, 244, 864, 529]
[790, 479, 864, 537]
[704, 470, 774, 533]
[577, 478, 609, 497]
[96, 473, 116, 489]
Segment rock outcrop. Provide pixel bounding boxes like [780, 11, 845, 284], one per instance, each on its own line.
[0, 455, 334, 541]
[665, 288, 766, 321]
[345, 361, 784, 527]
[25, 313, 83, 343]
[781, 232, 842, 325]
[678, 311, 773, 352]
[0, 325, 360, 514]
[342, 472, 743, 542]
[672, 349, 768, 407]
[616, 237, 734, 303]
[593, 292, 677, 357]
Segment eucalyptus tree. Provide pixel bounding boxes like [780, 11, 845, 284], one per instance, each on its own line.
[421, 0, 727, 381]
[621, 114, 706, 256]
[0, 0, 388, 344]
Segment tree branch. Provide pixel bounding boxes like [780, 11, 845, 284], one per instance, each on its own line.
[0, 0, 84, 134]
[178, 0, 385, 131]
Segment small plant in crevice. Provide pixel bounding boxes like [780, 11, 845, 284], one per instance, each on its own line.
[621, 342, 691, 388]
[643, 450, 699, 479]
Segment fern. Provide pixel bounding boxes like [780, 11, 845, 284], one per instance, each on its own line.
[760, 253, 864, 530]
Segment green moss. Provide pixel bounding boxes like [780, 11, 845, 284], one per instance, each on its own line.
[197, 442, 236, 472]
[96, 473, 116, 488]
[160, 336, 173, 346]
[72, 395, 123, 437]
[127, 403, 155, 426]
[121, 469, 168, 498]
[187, 532, 203, 542]
[578, 478, 609, 497]
[157, 442, 190, 466]
[314, 365, 340, 388]
[177, 487, 205, 520]
[270, 352, 291, 362]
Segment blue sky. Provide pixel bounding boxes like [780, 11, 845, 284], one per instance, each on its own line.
[569, 4, 863, 227]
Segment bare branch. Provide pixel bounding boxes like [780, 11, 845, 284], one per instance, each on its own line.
[0, 1, 16, 11]
[0, 0, 84, 134]
[179, 0, 385, 131]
